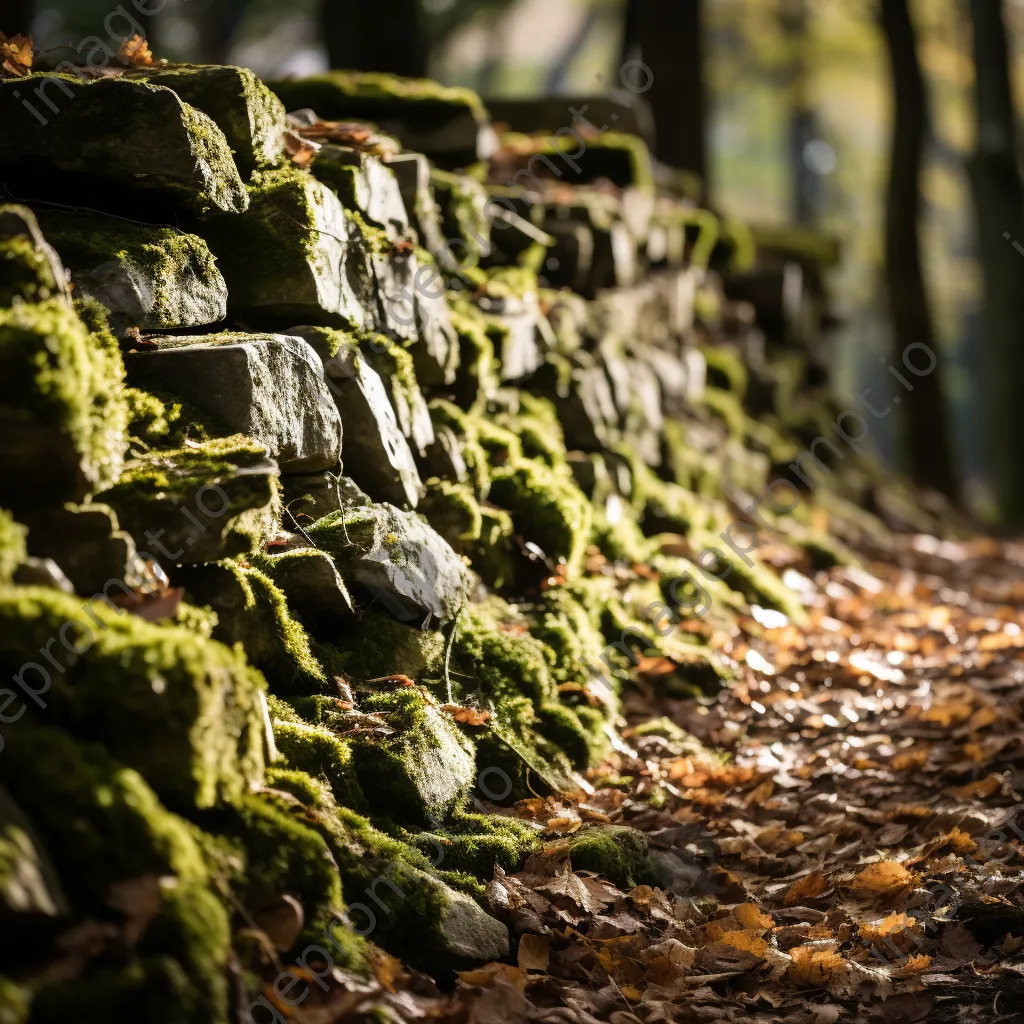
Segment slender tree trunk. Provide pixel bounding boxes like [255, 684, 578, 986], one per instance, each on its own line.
[321, 0, 427, 78]
[967, 0, 1024, 526]
[620, 0, 707, 195]
[879, 0, 957, 498]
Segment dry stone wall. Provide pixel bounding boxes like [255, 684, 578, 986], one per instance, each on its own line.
[0, 65, 954, 1022]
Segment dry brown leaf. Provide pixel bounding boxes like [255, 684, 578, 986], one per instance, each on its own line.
[734, 903, 775, 932]
[457, 962, 527, 991]
[442, 703, 491, 726]
[892, 953, 933, 977]
[784, 870, 828, 905]
[787, 945, 845, 988]
[849, 861, 916, 900]
[517, 933, 549, 972]
[116, 32, 152, 67]
[0, 32, 32, 77]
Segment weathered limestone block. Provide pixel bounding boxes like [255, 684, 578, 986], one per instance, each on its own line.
[386, 152, 447, 256]
[124, 333, 342, 474]
[0, 205, 68, 306]
[35, 210, 227, 330]
[477, 285, 542, 381]
[255, 546, 354, 621]
[0, 299, 127, 515]
[124, 64, 287, 177]
[175, 561, 327, 693]
[20, 502, 135, 595]
[430, 169, 491, 266]
[529, 351, 619, 452]
[281, 470, 344, 520]
[307, 503, 471, 628]
[0, 588, 266, 810]
[0, 76, 248, 215]
[310, 145, 409, 237]
[363, 335, 434, 456]
[203, 169, 367, 327]
[269, 71, 497, 169]
[98, 436, 279, 566]
[291, 327, 422, 508]
[348, 688, 475, 825]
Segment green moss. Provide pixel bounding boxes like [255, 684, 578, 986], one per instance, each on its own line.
[447, 298, 498, 408]
[532, 589, 610, 689]
[419, 477, 483, 548]
[409, 811, 540, 879]
[488, 459, 592, 575]
[535, 702, 592, 769]
[0, 510, 26, 585]
[0, 298, 127, 503]
[0, 722, 207, 913]
[568, 825, 654, 888]
[428, 398, 490, 495]
[0, 585, 266, 811]
[0, 205, 64, 306]
[473, 417, 523, 467]
[703, 386, 746, 439]
[0, 977, 27, 1024]
[494, 392, 565, 468]
[430, 169, 489, 264]
[466, 505, 516, 590]
[315, 611, 446, 682]
[700, 344, 748, 397]
[98, 434, 279, 562]
[270, 718, 365, 812]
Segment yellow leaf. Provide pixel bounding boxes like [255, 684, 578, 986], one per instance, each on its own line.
[787, 945, 845, 988]
[715, 929, 769, 957]
[517, 933, 549, 972]
[784, 870, 828, 905]
[849, 861, 916, 899]
[0, 32, 33, 78]
[734, 903, 774, 933]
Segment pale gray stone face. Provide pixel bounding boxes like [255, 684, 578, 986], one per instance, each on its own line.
[0, 77, 248, 215]
[124, 333, 343, 475]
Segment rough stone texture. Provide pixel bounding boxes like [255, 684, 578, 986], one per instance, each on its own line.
[530, 352, 620, 452]
[204, 170, 367, 327]
[124, 333, 342, 474]
[98, 437, 279, 567]
[0, 205, 68, 307]
[257, 546, 353, 620]
[311, 145, 409, 238]
[0, 298, 127, 516]
[281, 470, 344, 520]
[268, 71, 497, 170]
[478, 292, 542, 381]
[35, 210, 227, 331]
[307, 503, 471, 628]
[20, 503, 135, 596]
[386, 152, 447, 254]
[292, 327, 423, 508]
[0, 786, 68, 924]
[0, 76, 248, 215]
[124, 64, 287, 177]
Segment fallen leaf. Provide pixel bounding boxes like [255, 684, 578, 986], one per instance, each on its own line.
[784, 870, 828, 905]
[849, 861, 916, 900]
[787, 944, 846, 988]
[517, 933, 549, 972]
[0, 32, 32, 77]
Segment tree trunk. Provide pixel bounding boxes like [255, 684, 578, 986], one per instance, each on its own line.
[967, 0, 1024, 527]
[879, 0, 957, 498]
[320, 0, 427, 78]
[620, 0, 707, 194]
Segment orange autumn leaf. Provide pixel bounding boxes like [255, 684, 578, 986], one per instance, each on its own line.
[892, 953, 932, 977]
[0, 32, 32, 78]
[787, 945, 845, 988]
[442, 703, 491, 726]
[784, 870, 828, 905]
[849, 861, 916, 900]
[734, 903, 774, 933]
[860, 912, 922, 946]
[948, 774, 1002, 800]
[116, 32, 153, 67]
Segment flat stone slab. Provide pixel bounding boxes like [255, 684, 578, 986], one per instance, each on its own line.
[97, 437, 279, 566]
[311, 145, 409, 237]
[257, 547, 354, 620]
[123, 64, 287, 177]
[0, 76, 248, 215]
[124, 333, 342, 475]
[204, 170, 367, 327]
[35, 210, 227, 330]
[307, 502, 471, 628]
[0, 205, 69, 306]
[292, 327, 422, 508]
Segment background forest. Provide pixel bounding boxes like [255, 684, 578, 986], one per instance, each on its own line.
[8, 0, 1024, 526]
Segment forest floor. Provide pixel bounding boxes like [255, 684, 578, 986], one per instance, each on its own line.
[291, 531, 1024, 1024]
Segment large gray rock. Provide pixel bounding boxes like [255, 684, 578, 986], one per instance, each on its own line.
[307, 503, 471, 628]
[35, 210, 227, 331]
[257, 547, 353, 620]
[123, 64, 287, 177]
[124, 333, 342, 475]
[0, 76, 248, 215]
[204, 170, 368, 327]
[291, 327, 422, 508]
[311, 145, 409, 238]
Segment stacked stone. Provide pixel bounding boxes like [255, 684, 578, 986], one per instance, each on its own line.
[0, 66, 949, 1022]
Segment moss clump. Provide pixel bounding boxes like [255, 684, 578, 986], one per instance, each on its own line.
[0, 585, 266, 811]
[320, 611, 446, 682]
[700, 344, 748, 397]
[0, 204, 65, 306]
[181, 560, 327, 694]
[0, 298, 127, 509]
[494, 392, 565, 468]
[271, 718, 365, 812]
[428, 398, 489, 495]
[98, 434, 279, 564]
[0, 510, 26, 585]
[348, 687, 476, 825]
[568, 825, 654, 888]
[447, 298, 499, 409]
[419, 478, 483, 548]
[488, 459, 593, 576]
[466, 505, 516, 590]
[532, 589, 609, 689]
[535, 702, 594, 769]
[409, 811, 540, 879]
[431, 169, 490, 264]
[0, 722, 207, 913]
